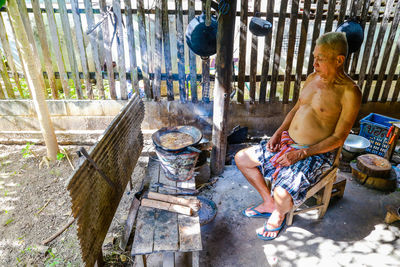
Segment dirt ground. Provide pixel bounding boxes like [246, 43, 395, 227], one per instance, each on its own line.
[0, 143, 147, 266]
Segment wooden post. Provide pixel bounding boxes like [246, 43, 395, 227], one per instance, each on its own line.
[210, 0, 237, 175]
[8, 0, 58, 160]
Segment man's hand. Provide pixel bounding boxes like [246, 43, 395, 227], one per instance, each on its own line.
[267, 133, 282, 152]
[276, 149, 306, 166]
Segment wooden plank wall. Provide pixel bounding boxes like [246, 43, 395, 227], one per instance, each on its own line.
[0, 0, 399, 103]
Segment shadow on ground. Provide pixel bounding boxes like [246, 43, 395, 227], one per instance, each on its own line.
[199, 166, 400, 267]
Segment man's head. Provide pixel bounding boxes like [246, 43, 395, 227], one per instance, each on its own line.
[313, 32, 348, 78]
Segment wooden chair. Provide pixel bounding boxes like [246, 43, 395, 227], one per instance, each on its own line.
[286, 147, 342, 226]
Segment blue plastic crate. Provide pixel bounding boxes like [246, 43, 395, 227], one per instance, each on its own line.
[359, 113, 398, 156]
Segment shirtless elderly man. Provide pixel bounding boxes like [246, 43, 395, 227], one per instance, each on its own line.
[235, 32, 361, 240]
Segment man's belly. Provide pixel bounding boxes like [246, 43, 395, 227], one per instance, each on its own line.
[288, 111, 336, 145]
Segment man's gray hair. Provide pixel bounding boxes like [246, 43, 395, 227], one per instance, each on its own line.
[316, 32, 348, 58]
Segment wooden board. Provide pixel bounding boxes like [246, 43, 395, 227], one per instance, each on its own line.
[188, 0, 198, 103]
[162, 0, 174, 100]
[177, 178, 202, 252]
[113, 0, 128, 100]
[356, 154, 392, 178]
[249, 0, 260, 104]
[363, 0, 394, 103]
[153, 166, 179, 253]
[269, 0, 288, 102]
[124, 0, 139, 95]
[57, 0, 82, 99]
[83, 0, 104, 98]
[357, 0, 381, 97]
[259, 0, 274, 103]
[293, 0, 311, 102]
[137, 0, 151, 99]
[282, 0, 299, 104]
[376, 0, 400, 102]
[306, 0, 324, 75]
[153, 0, 162, 101]
[175, 0, 186, 102]
[237, 0, 248, 104]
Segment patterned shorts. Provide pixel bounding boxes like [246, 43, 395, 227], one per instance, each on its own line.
[255, 139, 335, 206]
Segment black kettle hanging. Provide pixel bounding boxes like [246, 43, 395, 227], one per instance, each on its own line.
[185, 13, 218, 58]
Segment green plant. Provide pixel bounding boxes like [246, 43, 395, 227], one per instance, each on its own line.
[21, 142, 34, 158]
[4, 218, 14, 225]
[45, 248, 62, 266]
[56, 152, 65, 161]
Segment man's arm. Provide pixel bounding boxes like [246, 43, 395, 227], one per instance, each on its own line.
[301, 85, 361, 157]
[276, 84, 361, 166]
[267, 101, 300, 152]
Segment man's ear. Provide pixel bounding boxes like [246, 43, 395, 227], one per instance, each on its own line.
[336, 55, 345, 67]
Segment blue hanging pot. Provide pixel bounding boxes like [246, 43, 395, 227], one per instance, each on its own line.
[249, 17, 272, 36]
[185, 13, 218, 58]
[335, 20, 364, 54]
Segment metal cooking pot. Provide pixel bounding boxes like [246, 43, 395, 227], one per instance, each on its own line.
[343, 134, 371, 153]
[249, 17, 272, 36]
[152, 126, 203, 152]
[185, 13, 218, 58]
[336, 20, 364, 54]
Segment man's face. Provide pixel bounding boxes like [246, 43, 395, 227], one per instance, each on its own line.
[313, 45, 340, 78]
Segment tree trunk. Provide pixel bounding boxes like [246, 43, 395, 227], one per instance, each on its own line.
[7, 0, 58, 160]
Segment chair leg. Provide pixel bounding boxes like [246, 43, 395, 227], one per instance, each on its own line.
[318, 179, 334, 219]
[286, 208, 295, 226]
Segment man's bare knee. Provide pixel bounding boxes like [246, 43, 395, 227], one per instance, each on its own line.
[234, 149, 247, 167]
[273, 186, 293, 207]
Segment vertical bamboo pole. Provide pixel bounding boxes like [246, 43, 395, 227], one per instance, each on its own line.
[8, 0, 58, 160]
[44, 0, 70, 98]
[31, 0, 58, 99]
[349, 0, 370, 77]
[357, 0, 381, 92]
[293, 0, 311, 102]
[0, 80, 5, 99]
[337, 0, 348, 25]
[99, 0, 116, 99]
[175, 0, 186, 102]
[249, 0, 260, 104]
[324, 0, 336, 33]
[269, 0, 288, 102]
[83, 0, 104, 99]
[391, 73, 400, 102]
[153, 0, 162, 101]
[71, 0, 91, 98]
[0, 14, 23, 97]
[137, 0, 152, 99]
[113, 0, 127, 100]
[4, 10, 32, 97]
[0, 50, 15, 98]
[188, 0, 197, 102]
[283, 0, 299, 104]
[211, 0, 237, 175]
[17, 0, 48, 97]
[162, 0, 174, 100]
[124, 0, 139, 95]
[57, 0, 82, 99]
[372, 0, 399, 102]
[259, 0, 274, 103]
[306, 0, 324, 75]
[383, 46, 400, 102]
[362, 0, 392, 103]
[237, 0, 248, 104]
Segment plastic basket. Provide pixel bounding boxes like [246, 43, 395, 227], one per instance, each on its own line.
[359, 113, 398, 156]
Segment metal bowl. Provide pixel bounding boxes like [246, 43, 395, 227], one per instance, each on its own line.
[152, 126, 203, 152]
[343, 134, 371, 153]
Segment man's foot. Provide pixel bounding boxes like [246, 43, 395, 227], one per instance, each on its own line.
[256, 211, 286, 240]
[242, 203, 275, 218]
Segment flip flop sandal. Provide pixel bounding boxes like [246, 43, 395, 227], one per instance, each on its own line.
[242, 206, 272, 218]
[257, 218, 286, 241]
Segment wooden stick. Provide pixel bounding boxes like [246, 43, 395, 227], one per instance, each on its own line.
[147, 191, 200, 211]
[141, 198, 193, 216]
[42, 217, 76, 245]
[36, 199, 51, 215]
[62, 147, 75, 170]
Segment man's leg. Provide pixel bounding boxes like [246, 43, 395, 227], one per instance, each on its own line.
[258, 186, 293, 238]
[235, 147, 275, 214]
